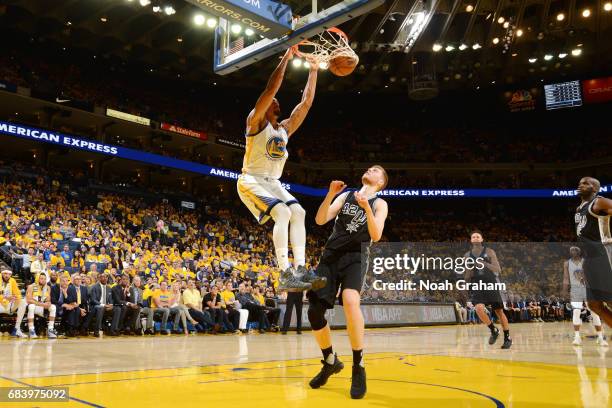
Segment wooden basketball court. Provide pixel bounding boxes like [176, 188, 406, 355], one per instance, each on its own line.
[0, 322, 609, 407]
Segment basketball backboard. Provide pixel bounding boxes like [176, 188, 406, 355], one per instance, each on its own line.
[211, 0, 385, 75]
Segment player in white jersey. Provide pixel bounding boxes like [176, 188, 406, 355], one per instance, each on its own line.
[562, 246, 608, 346]
[238, 47, 325, 292]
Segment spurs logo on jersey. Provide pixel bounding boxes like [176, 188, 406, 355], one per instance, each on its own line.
[575, 212, 587, 237]
[342, 202, 367, 233]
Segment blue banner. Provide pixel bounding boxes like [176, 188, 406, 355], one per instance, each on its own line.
[0, 121, 609, 199]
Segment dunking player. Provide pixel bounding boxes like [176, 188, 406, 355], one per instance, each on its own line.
[306, 166, 388, 400]
[562, 246, 608, 346]
[237, 48, 324, 292]
[575, 177, 612, 327]
[464, 230, 512, 349]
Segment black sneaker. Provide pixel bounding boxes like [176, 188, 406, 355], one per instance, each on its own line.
[309, 353, 344, 389]
[278, 267, 312, 292]
[488, 328, 499, 345]
[501, 337, 512, 349]
[350, 365, 367, 399]
[296, 265, 327, 291]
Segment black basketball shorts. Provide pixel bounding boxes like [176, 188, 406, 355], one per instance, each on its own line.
[307, 250, 366, 310]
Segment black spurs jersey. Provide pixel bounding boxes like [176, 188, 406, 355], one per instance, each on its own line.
[575, 195, 612, 245]
[325, 191, 378, 252]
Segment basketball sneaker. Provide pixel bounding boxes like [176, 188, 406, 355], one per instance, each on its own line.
[596, 336, 609, 347]
[47, 328, 58, 339]
[278, 267, 311, 292]
[488, 328, 500, 345]
[296, 265, 327, 291]
[11, 328, 27, 338]
[28, 329, 37, 339]
[309, 353, 344, 389]
[350, 365, 367, 399]
[501, 337, 512, 349]
[572, 335, 582, 346]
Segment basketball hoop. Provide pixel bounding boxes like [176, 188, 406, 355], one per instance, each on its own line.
[293, 27, 358, 69]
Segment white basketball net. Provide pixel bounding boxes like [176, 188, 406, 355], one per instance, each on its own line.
[295, 27, 358, 68]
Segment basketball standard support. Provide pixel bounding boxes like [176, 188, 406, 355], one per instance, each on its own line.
[213, 0, 385, 75]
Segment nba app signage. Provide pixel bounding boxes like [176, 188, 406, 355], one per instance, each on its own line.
[184, 0, 292, 37]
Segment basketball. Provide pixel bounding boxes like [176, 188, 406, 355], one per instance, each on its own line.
[329, 54, 358, 76]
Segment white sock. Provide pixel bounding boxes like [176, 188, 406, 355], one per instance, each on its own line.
[275, 248, 290, 271]
[289, 205, 306, 268]
[575, 331, 581, 338]
[48, 321, 54, 330]
[271, 205, 291, 271]
[597, 331, 604, 340]
[28, 322, 34, 331]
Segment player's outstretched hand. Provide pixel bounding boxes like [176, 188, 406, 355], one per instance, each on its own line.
[354, 192, 370, 210]
[282, 47, 295, 61]
[329, 180, 346, 195]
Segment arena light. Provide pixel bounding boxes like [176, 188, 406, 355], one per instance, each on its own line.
[303, 61, 311, 69]
[292, 59, 303, 68]
[100, 17, 108, 22]
[492, 37, 500, 44]
[318, 61, 328, 70]
[445, 45, 455, 52]
[503, 21, 510, 28]
[206, 18, 217, 28]
[497, 16, 505, 24]
[164, 6, 175, 15]
[605, 2, 612, 11]
[558, 53, 567, 58]
[152, 6, 161, 12]
[231, 24, 242, 34]
[245, 28, 254, 36]
[556, 12, 565, 21]
[472, 43, 481, 50]
[432, 43, 443, 52]
[466, 4, 474, 12]
[139, 0, 150, 6]
[544, 54, 553, 60]
[516, 29, 523, 37]
[582, 8, 591, 17]
[528, 57, 537, 63]
[458, 43, 468, 50]
[193, 14, 205, 26]
[571, 48, 582, 56]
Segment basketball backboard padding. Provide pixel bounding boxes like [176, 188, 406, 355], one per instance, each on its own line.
[214, 0, 386, 75]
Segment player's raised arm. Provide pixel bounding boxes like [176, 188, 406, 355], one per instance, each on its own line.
[354, 193, 388, 242]
[281, 61, 318, 137]
[315, 181, 347, 225]
[246, 48, 293, 133]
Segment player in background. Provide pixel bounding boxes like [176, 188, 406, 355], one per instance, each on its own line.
[464, 231, 512, 349]
[574, 177, 612, 327]
[562, 246, 607, 346]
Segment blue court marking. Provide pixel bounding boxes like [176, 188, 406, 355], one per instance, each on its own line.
[231, 368, 251, 372]
[0, 375, 105, 408]
[196, 376, 505, 408]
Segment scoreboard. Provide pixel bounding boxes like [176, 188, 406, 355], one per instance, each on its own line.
[544, 80, 583, 110]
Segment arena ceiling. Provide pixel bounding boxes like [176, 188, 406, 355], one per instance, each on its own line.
[2, 0, 612, 93]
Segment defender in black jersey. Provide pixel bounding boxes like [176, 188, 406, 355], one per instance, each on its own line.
[307, 165, 389, 400]
[575, 177, 612, 328]
[464, 230, 512, 349]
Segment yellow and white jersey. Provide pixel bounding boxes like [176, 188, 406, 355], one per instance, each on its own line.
[242, 122, 289, 180]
